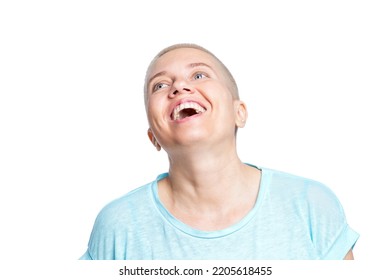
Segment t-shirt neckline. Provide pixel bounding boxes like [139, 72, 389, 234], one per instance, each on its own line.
[151, 165, 269, 239]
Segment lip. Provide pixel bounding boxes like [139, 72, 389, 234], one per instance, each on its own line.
[168, 98, 207, 122]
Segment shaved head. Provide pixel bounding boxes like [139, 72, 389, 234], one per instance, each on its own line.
[144, 43, 239, 105]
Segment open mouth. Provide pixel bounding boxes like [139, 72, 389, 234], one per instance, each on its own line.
[171, 101, 206, 121]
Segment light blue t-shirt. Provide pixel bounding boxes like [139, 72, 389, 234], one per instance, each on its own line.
[80, 167, 359, 260]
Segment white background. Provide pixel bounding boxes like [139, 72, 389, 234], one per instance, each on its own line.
[0, 0, 389, 276]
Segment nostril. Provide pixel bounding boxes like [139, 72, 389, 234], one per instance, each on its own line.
[170, 87, 193, 97]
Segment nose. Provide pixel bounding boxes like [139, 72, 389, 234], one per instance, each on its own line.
[168, 80, 194, 98]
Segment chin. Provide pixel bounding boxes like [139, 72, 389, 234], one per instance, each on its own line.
[174, 130, 211, 146]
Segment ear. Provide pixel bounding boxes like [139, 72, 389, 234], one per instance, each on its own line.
[147, 128, 161, 151]
[234, 100, 248, 128]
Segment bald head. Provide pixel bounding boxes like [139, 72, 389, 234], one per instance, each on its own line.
[144, 43, 239, 105]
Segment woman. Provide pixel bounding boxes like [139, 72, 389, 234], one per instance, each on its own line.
[80, 44, 358, 260]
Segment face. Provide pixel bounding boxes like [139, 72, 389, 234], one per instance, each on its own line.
[145, 47, 247, 153]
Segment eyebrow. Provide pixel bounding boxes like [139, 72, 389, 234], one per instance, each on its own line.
[148, 71, 167, 87]
[188, 62, 213, 69]
[147, 62, 214, 89]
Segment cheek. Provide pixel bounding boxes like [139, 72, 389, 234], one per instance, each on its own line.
[147, 97, 162, 113]
[215, 93, 236, 115]
[146, 98, 168, 125]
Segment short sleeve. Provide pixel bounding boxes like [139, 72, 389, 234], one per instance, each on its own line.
[305, 182, 359, 259]
[322, 223, 359, 260]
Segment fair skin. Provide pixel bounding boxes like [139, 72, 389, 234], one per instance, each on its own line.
[344, 249, 354, 260]
[145, 47, 354, 259]
[145, 47, 260, 231]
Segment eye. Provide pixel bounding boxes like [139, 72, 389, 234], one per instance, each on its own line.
[193, 72, 207, 80]
[153, 82, 169, 92]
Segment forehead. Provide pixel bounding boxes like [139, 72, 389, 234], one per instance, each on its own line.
[147, 47, 222, 78]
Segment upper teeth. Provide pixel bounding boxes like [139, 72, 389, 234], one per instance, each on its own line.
[173, 102, 206, 120]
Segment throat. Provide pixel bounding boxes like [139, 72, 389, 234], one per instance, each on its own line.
[158, 163, 262, 231]
[179, 108, 198, 119]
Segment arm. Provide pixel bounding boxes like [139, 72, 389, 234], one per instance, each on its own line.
[343, 249, 354, 260]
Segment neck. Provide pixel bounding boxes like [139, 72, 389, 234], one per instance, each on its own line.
[163, 143, 259, 213]
[157, 141, 261, 231]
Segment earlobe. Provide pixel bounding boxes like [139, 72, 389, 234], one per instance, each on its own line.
[147, 128, 161, 151]
[235, 101, 248, 128]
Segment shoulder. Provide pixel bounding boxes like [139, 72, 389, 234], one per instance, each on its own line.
[84, 179, 161, 260]
[265, 167, 337, 199]
[262, 167, 345, 219]
[245, 166, 358, 259]
[106, 183, 152, 209]
[262, 167, 357, 259]
[92, 182, 154, 230]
